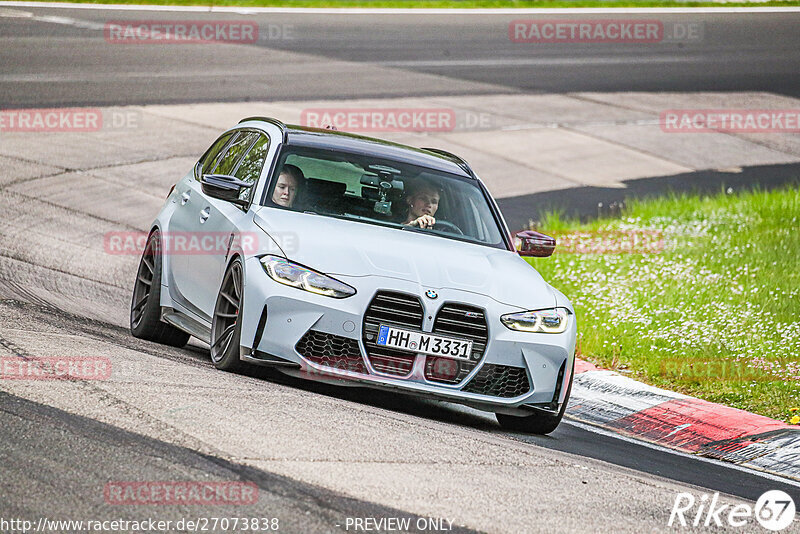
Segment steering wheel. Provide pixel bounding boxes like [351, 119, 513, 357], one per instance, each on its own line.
[433, 220, 463, 235]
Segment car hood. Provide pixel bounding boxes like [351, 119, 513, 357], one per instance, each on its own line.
[253, 207, 556, 310]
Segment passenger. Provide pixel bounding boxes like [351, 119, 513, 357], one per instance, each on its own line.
[271, 164, 304, 208]
[401, 181, 441, 229]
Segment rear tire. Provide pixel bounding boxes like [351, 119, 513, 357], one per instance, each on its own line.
[210, 258, 245, 372]
[130, 230, 191, 347]
[496, 366, 573, 435]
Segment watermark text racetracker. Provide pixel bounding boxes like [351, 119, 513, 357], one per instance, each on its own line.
[0, 357, 111, 380]
[0, 108, 140, 132]
[660, 358, 798, 383]
[661, 109, 800, 133]
[104, 231, 299, 256]
[300, 108, 493, 132]
[509, 19, 703, 43]
[551, 229, 664, 255]
[104, 20, 293, 44]
[105, 481, 259, 506]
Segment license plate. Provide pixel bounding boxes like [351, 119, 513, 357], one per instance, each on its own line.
[376, 325, 472, 360]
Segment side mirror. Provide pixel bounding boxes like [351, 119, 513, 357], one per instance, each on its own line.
[201, 174, 253, 207]
[515, 230, 556, 257]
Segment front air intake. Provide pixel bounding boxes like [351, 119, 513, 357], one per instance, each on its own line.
[295, 330, 367, 374]
[462, 364, 531, 398]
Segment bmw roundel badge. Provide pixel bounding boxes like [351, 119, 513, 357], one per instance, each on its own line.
[425, 290, 438, 299]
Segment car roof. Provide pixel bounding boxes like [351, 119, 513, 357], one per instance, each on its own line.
[238, 117, 475, 178]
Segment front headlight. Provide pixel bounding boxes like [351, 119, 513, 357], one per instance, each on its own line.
[260, 255, 355, 299]
[501, 308, 570, 333]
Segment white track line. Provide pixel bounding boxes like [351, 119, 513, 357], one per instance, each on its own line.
[564, 418, 800, 490]
[1, 1, 800, 13]
[377, 57, 709, 68]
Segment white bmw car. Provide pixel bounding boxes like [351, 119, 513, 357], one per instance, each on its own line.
[131, 117, 577, 434]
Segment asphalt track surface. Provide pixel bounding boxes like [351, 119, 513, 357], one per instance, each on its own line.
[1, 8, 800, 106]
[2, 5, 800, 533]
[0, 391, 480, 533]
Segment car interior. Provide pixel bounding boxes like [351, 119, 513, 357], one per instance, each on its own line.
[263, 148, 504, 247]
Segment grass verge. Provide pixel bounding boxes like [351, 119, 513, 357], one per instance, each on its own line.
[526, 185, 800, 422]
[14, 0, 800, 8]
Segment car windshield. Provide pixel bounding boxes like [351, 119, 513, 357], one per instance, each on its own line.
[262, 145, 507, 249]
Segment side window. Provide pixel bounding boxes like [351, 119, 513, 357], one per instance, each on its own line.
[214, 132, 259, 176]
[233, 135, 270, 202]
[198, 132, 234, 180]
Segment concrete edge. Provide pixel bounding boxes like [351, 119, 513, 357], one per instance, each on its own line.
[568, 358, 800, 482]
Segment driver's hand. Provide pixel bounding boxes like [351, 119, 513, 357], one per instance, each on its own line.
[411, 215, 436, 229]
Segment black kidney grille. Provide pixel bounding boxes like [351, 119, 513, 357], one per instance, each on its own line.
[425, 303, 488, 384]
[295, 330, 367, 374]
[462, 364, 531, 398]
[362, 291, 423, 376]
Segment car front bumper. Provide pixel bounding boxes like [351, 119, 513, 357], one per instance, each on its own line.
[239, 256, 577, 415]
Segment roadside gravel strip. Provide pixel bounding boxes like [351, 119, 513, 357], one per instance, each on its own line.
[569, 360, 800, 482]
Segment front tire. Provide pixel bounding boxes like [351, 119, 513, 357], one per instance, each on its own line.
[210, 258, 245, 371]
[130, 230, 190, 347]
[496, 368, 573, 435]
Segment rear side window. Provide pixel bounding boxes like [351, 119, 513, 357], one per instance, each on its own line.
[214, 132, 259, 176]
[233, 135, 270, 202]
[198, 132, 234, 180]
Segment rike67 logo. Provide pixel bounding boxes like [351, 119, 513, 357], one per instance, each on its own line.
[669, 490, 796, 531]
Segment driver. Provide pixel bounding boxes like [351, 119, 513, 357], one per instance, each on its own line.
[402, 181, 440, 229]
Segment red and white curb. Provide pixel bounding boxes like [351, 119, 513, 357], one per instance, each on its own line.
[567, 359, 800, 482]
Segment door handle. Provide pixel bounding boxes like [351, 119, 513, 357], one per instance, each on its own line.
[180, 190, 191, 205]
[199, 207, 210, 224]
